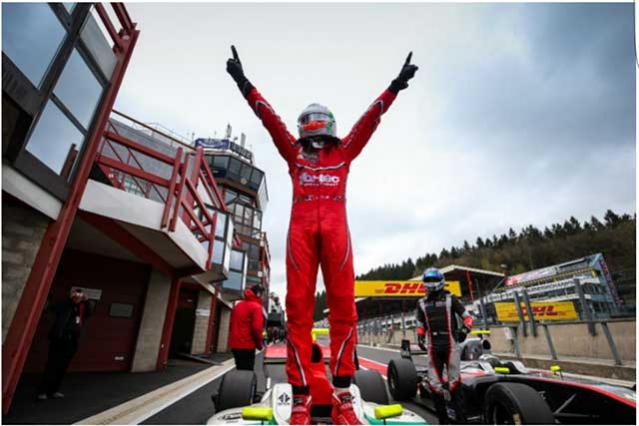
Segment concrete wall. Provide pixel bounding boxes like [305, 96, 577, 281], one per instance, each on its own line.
[131, 269, 171, 372]
[216, 305, 231, 353]
[2, 201, 50, 342]
[190, 291, 212, 355]
[359, 319, 636, 363]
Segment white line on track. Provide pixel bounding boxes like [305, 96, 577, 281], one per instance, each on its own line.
[75, 359, 236, 425]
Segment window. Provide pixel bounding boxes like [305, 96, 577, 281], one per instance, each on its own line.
[228, 158, 241, 178]
[224, 189, 237, 204]
[63, 3, 76, 13]
[249, 169, 263, 190]
[25, 100, 84, 175]
[230, 250, 245, 271]
[54, 48, 103, 128]
[213, 155, 228, 170]
[2, 3, 67, 87]
[215, 212, 227, 238]
[240, 163, 251, 181]
[212, 239, 225, 265]
[226, 271, 244, 291]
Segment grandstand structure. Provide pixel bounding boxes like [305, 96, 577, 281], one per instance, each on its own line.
[481, 253, 622, 320]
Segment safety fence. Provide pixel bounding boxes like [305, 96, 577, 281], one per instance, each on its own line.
[95, 123, 227, 269]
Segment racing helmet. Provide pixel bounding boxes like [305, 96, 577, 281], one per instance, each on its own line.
[297, 103, 339, 145]
[422, 267, 445, 293]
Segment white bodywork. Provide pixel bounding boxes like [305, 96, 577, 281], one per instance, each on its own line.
[207, 383, 427, 424]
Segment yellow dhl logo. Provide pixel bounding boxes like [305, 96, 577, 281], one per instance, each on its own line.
[354, 281, 461, 297]
[495, 301, 578, 321]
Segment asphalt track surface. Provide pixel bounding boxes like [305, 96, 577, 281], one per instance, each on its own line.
[143, 344, 439, 424]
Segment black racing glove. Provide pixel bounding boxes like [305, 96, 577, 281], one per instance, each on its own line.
[226, 45, 253, 97]
[389, 52, 419, 94]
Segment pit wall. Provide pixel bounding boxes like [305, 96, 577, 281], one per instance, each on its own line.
[357, 318, 636, 364]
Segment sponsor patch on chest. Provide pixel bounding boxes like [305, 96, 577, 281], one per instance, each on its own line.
[299, 172, 340, 186]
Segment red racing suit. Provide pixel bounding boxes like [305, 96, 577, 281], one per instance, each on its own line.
[243, 86, 397, 389]
[228, 289, 264, 350]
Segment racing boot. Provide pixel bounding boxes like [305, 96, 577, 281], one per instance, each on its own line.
[331, 391, 363, 425]
[290, 394, 312, 425]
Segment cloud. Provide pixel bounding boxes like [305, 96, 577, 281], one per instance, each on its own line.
[114, 3, 635, 302]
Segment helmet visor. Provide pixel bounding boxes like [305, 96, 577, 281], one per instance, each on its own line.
[299, 112, 331, 125]
[423, 276, 443, 283]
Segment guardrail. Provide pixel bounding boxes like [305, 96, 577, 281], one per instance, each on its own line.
[95, 127, 227, 269]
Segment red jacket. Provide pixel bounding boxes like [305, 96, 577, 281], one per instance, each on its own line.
[228, 290, 264, 350]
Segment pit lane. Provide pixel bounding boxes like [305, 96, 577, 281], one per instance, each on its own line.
[141, 344, 439, 424]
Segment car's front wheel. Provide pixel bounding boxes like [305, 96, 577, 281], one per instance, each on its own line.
[387, 359, 418, 401]
[214, 370, 257, 412]
[484, 382, 554, 425]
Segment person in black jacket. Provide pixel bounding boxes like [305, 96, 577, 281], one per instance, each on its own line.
[37, 287, 94, 400]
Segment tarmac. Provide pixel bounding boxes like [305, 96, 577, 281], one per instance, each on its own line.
[3, 355, 232, 425]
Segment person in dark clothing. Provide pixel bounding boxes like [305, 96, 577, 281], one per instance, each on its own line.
[416, 268, 473, 424]
[228, 284, 265, 371]
[37, 287, 94, 400]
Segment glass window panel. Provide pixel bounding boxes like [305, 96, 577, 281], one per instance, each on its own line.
[224, 189, 237, 204]
[63, 3, 76, 13]
[2, 3, 67, 87]
[240, 163, 251, 181]
[224, 271, 244, 291]
[212, 239, 225, 265]
[253, 210, 262, 231]
[80, 11, 116, 79]
[230, 250, 244, 271]
[54, 48, 103, 129]
[228, 158, 241, 177]
[213, 155, 228, 170]
[215, 212, 227, 239]
[250, 169, 263, 184]
[25, 100, 85, 176]
[244, 206, 253, 224]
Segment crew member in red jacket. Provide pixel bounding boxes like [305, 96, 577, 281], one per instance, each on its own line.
[228, 284, 265, 371]
[227, 46, 418, 425]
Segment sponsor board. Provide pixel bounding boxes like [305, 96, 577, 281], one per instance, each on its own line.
[495, 301, 578, 321]
[354, 280, 461, 297]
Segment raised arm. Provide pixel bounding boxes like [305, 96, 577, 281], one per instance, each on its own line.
[342, 52, 418, 161]
[226, 46, 297, 162]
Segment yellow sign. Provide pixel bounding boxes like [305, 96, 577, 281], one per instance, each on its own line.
[354, 280, 461, 297]
[495, 301, 578, 322]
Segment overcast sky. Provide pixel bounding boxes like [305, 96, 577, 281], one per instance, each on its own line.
[114, 3, 636, 300]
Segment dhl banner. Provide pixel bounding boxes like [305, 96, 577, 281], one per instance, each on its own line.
[495, 301, 578, 322]
[354, 280, 461, 298]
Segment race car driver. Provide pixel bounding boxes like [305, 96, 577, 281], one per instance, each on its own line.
[416, 267, 473, 424]
[227, 45, 418, 424]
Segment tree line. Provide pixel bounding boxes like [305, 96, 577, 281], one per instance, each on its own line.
[313, 209, 635, 320]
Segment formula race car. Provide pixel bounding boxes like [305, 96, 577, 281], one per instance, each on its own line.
[208, 329, 428, 425]
[387, 331, 636, 424]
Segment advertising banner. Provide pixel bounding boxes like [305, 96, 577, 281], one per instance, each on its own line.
[354, 280, 461, 297]
[495, 301, 578, 321]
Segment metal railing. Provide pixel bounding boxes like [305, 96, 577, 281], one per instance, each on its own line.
[95, 127, 227, 269]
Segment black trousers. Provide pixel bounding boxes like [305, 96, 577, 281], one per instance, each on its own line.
[430, 346, 465, 425]
[38, 337, 78, 395]
[232, 349, 256, 371]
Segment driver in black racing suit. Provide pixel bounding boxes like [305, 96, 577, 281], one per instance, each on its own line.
[416, 267, 473, 424]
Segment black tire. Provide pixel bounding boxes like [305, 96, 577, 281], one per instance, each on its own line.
[484, 382, 555, 425]
[353, 370, 389, 405]
[387, 359, 418, 401]
[215, 370, 257, 412]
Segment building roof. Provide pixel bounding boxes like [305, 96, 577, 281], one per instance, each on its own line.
[411, 264, 504, 280]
